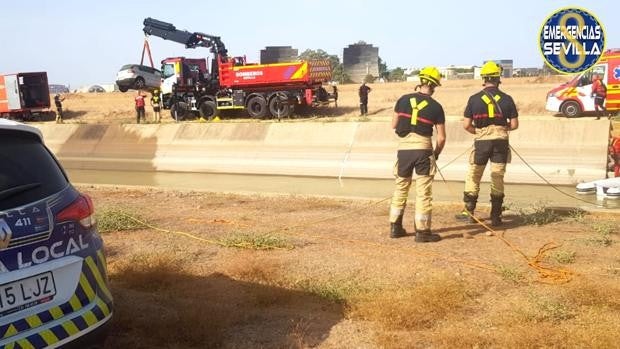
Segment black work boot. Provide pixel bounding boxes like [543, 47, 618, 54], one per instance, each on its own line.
[390, 214, 407, 238]
[455, 192, 478, 223]
[490, 194, 505, 226]
[415, 229, 441, 243]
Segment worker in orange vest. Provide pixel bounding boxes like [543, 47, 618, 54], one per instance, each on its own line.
[591, 74, 607, 120]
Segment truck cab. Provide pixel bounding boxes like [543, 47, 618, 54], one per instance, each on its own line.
[160, 58, 209, 104]
[546, 49, 620, 117]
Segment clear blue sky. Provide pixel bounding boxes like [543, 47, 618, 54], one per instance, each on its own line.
[0, 0, 616, 88]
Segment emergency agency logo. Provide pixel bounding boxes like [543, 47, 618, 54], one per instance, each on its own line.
[0, 219, 12, 249]
[539, 7, 605, 74]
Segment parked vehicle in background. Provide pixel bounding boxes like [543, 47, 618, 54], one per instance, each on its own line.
[48, 84, 70, 94]
[546, 48, 620, 118]
[115, 64, 161, 92]
[0, 119, 113, 348]
[0, 72, 51, 120]
[88, 85, 106, 93]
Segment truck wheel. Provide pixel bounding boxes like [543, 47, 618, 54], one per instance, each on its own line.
[561, 101, 581, 118]
[170, 102, 190, 121]
[199, 101, 218, 120]
[269, 96, 291, 118]
[247, 96, 268, 119]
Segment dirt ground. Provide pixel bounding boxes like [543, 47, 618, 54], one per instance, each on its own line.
[53, 77, 571, 124]
[85, 185, 620, 349]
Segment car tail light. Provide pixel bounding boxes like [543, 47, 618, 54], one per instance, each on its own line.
[56, 194, 96, 228]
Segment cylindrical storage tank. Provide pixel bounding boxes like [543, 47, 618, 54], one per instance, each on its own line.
[260, 46, 299, 64]
[343, 44, 379, 83]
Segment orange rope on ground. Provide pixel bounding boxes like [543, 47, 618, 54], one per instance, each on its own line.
[436, 160, 575, 284]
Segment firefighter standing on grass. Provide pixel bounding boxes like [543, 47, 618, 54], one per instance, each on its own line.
[457, 61, 519, 228]
[389, 67, 446, 243]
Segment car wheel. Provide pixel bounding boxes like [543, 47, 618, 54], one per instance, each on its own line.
[561, 101, 581, 118]
[199, 101, 218, 120]
[118, 85, 128, 93]
[134, 77, 146, 90]
[246, 96, 267, 119]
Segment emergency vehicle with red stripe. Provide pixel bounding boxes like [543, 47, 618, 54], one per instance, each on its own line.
[546, 49, 620, 117]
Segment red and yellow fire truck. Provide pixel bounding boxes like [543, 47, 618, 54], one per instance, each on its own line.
[143, 18, 332, 120]
[546, 48, 620, 117]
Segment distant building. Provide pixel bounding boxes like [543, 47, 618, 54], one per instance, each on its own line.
[343, 43, 379, 83]
[260, 46, 298, 64]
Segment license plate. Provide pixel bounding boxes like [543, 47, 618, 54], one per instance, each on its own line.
[0, 272, 56, 316]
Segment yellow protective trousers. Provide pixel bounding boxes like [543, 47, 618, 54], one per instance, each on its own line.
[389, 151, 436, 231]
[464, 139, 510, 196]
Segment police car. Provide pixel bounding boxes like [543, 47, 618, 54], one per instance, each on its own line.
[0, 119, 112, 348]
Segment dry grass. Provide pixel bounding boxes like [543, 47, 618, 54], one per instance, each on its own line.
[351, 274, 476, 330]
[91, 187, 620, 349]
[55, 77, 566, 125]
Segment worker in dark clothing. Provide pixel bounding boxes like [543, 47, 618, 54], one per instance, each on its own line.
[151, 89, 162, 123]
[390, 66, 446, 243]
[135, 92, 146, 123]
[332, 84, 339, 107]
[54, 94, 65, 123]
[359, 82, 371, 115]
[591, 74, 607, 120]
[456, 61, 519, 229]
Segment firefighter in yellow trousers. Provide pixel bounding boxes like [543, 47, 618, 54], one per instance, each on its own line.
[457, 61, 519, 227]
[389, 67, 446, 243]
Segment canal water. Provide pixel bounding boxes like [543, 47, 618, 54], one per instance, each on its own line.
[67, 169, 619, 210]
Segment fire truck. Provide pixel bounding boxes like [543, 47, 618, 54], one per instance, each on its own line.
[545, 48, 620, 118]
[0, 72, 51, 120]
[143, 18, 333, 120]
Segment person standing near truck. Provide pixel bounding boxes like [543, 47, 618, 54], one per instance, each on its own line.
[332, 84, 339, 107]
[151, 89, 162, 123]
[135, 92, 146, 123]
[54, 94, 65, 123]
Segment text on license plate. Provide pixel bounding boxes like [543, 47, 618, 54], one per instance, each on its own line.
[0, 272, 56, 316]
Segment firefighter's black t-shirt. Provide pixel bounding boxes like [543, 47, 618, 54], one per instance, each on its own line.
[464, 87, 518, 128]
[394, 92, 445, 137]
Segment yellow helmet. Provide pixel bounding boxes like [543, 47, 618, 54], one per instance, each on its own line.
[481, 61, 502, 78]
[419, 66, 442, 86]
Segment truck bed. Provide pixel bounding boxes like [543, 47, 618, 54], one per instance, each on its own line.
[219, 59, 331, 89]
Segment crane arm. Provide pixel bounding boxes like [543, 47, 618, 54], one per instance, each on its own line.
[142, 17, 228, 57]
